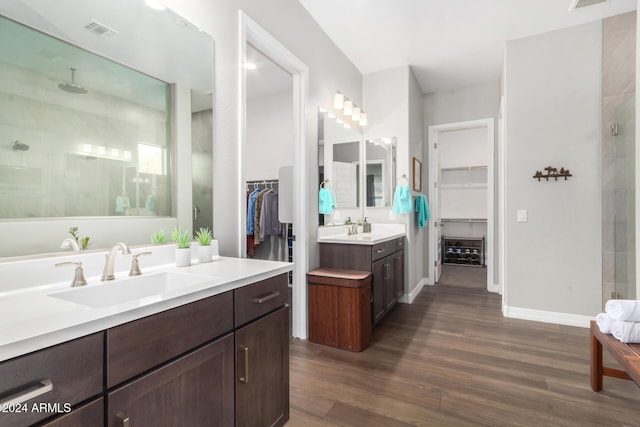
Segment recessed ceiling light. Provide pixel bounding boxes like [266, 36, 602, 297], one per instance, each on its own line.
[145, 0, 167, 11]
[245, 62, 257, 70]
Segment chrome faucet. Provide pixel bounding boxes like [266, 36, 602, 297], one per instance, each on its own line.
[60, 238, 81, 251]
[101, 242, 131, 281]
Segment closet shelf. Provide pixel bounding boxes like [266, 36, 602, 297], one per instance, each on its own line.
[441, 218, 487, 223]
[440, 183, 487, 189]
[441, 165, 488, 172]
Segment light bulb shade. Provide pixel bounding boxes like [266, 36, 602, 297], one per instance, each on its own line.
[352, 107, 361, 121]
[343, 100, 353, 116]
[334, 93, 344, 109]
[359, 112, 368, 126]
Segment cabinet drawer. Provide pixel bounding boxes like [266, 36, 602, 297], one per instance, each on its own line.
[0, 333, 103, 427]
[107, 291, 233, 387]
[395, 237, 405, 251]
[235, 274, 288, 327]
[372, 240, 396, 261]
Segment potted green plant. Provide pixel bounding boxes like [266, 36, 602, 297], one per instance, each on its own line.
[150, 229, 167, 244]
[171, 227, 192, 267]
[195, 227, 214, 263]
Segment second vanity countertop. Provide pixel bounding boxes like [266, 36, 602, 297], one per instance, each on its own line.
[0, 253, 293, 363]
[317, 223, 406, 245]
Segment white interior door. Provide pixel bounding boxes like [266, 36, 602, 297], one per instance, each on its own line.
[434, 140, 443, 283]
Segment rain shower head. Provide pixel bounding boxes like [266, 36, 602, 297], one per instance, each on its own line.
[58, 68, 88, 94]
[12, 140, 29, 151]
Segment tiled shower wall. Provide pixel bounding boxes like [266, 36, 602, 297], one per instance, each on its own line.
[602, 12, 636, 303]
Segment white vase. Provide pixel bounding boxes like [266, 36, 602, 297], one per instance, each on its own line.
[198, 244, 213, 263]
[175, 247, 191, 267]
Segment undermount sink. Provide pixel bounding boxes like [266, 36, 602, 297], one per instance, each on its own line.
[49, 271, 216, 308]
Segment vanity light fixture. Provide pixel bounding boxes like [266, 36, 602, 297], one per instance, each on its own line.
[245, 62, 257, 70]
[333, 91, 366, 127]
[124, 150, 132, 160]
[352, 107, 361, 122]
[111, 148, 120, 157]
[97, 146, 107, 155]
[83, 144, 92, 153]
[343, 100, 353, 116]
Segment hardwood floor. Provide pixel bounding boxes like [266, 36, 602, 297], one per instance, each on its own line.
[288, 284, 640, 426]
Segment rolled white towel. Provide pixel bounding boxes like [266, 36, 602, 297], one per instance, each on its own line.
[596, 312, 614, 334]
[605, 299, 640, 322]
[610, 321, 640, 343]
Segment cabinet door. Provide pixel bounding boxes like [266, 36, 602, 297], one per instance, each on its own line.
[40, 398, 103, 427]
[236, 306, 289, 427]
[108, 334, 234, 427]
[371, 258, 386, 325]
[394, 250, 404, 299]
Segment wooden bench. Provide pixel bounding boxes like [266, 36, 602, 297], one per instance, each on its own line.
[590, 320, 640, 391]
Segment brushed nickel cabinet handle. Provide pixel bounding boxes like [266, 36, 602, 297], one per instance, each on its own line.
[117, 413, 130, 427]
[251, 291, 280, 304]
[0, 379, 53, 406]
[376, 248, 386, 254]
[239, 345, 249, 383]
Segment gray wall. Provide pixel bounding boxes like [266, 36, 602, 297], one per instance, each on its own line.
[504, 21, 602, 316]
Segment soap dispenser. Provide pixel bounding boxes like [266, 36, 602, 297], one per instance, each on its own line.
[363, 217, 371, 233]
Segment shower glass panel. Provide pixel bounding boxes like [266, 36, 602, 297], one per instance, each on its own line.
[614, 95, 635, 299]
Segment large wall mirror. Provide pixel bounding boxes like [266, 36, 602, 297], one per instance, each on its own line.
[318, 108, 363, 224]
[0, 0, 213, 257]
[365, 137, 396, 208]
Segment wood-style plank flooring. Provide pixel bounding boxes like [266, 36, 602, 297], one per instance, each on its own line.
[288, 284, 640, 426]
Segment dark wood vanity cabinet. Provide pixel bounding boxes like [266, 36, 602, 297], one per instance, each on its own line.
[320, 237, 405, 326]
[0, 273, 290, 427]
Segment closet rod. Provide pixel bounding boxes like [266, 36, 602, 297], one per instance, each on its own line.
[440, 165, 488, 172]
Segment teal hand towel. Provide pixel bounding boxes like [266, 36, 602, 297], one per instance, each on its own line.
[415, 194, 430, 228]
[392, 185, 412, 214]
[319, 188, 336, 214]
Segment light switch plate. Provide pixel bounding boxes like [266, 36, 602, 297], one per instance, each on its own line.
[517, 210, 527, 222]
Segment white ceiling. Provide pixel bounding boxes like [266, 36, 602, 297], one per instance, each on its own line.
[298, 0, 637, 93]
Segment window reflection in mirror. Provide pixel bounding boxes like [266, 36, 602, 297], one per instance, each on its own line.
[318, 108, 363, 225]
[0, 0, 214, 257]
[365, 137, 396, 208]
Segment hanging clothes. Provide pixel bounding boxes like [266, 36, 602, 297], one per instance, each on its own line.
[259, 192, 285, 241]
[319, 185, 336, 214]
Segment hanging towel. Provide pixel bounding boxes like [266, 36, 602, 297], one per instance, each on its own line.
[145, 194, 156, 213]
[610, 321, 640, 343]
[605, 299, 640, 322]
[115, 195, 124, 213]
[596, 312, 614, 334]
[319, 187, 336, 214]
[415, 194, 430, 228]
[392, 185, 412, 214]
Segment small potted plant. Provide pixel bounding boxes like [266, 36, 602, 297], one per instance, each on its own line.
[195, 227, 214, 263]
[171, 227, 192, 267]
[150, 229, 167, 244]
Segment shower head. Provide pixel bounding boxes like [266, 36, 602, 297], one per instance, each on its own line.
[58, 68, 88, 94]
[12, 140, 29, 151]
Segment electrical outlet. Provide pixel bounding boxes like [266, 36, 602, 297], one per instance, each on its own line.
[517, 210, 528, 222]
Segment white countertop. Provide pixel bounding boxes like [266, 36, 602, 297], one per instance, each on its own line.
[317, 223, 405, 245]
[0, 256, 293, 363]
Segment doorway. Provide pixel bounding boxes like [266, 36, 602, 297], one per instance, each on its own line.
[240, 13, 309, 339]
[428, 119, 496, 293]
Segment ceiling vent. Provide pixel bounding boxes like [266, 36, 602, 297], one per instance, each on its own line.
[568, 0, 608, 11]
[83, 20, 119, 38]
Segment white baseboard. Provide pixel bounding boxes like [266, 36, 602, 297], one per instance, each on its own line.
[398, 278, 430, 304]
[503, 305, 592, 328]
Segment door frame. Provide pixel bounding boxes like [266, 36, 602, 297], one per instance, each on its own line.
[427, 118, 497, 293]
[240, 12, 310, 339]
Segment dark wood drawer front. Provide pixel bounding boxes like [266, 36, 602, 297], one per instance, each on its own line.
[235, 274, 288, 327]
[372, 241, 396, 261]
[107, 291, 233, 387]
[41, 398, 103, 427]
[0, 333, 103, 427]
[395, 237, 405, 251]
[319, 243, 371, 271]
[108, 334, 234, 427]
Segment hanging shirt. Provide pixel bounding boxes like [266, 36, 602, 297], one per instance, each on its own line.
[246, 188, 261, 234]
